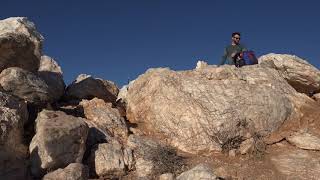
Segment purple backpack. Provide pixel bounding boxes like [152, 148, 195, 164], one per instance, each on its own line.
[242, 51, 258, 65]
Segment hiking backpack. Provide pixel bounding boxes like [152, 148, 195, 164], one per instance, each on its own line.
[242, 50, 258, 65]
[233, 50, 258, 67]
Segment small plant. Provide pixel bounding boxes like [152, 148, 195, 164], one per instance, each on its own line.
[221, 135, 244, 153]
[143, 144, 188, 177]
[251, 133, 266, 159]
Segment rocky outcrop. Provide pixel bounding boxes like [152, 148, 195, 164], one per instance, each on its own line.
[125, 66, 304, 154]
[0, 17, 43, 73]
[87, 142, 133, 178]
[259, 53, 320, 94]
[29, 110, 89, 177]
[64, 74, 118, 104]
[0, 67, 52, 105]
[176, 164, 217, 180]
[80, 98, 128, 142]
[38, 55, 65, 101]
[43, 163, 89, 180]
[2, 16, 320, 180]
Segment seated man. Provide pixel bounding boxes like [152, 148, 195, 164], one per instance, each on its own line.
[220, 32, 246, 65]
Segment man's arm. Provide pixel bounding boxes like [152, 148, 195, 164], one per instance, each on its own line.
[219, 47, 227, 65]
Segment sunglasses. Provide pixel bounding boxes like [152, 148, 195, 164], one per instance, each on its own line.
[233, 37, 241, 40]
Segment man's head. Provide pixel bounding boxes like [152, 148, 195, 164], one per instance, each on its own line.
[231, 32, 241, 45]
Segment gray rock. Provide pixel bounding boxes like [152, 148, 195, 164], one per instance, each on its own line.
[0, 91, 29, 180]
[125, 66, 303, 154]
[43, 163, 89, 180]
[84, 120, 111, 150]
[88, 142, 132, 178]
[176, 164, 217, 180]
[64, 74, 118, 104]
[29, 110, 89, 177]
[259, 53, 320, 94]
[0, 91, 28, 151]
[38, 55, 65, 101]
[0, 67, 52, 105]
[0, 17, 43, 73]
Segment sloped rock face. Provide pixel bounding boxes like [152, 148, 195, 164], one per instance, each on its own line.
[80, 98, 128, 143]
[264, 94, 320, 145]
[125, 66, 305, 154]
[64, 74, 118, 104]
[29, 110, 89, 178]
[0, 67, 52, 105]
[43, 163, 89, 180]
[38, 55, 65, 101]
[259, 53, 320, 94]
[0, 17, 43, 73]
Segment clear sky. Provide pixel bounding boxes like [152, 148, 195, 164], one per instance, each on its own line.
[1, 0, 319, 86]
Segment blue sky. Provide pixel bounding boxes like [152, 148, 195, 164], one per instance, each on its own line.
[1, 0, 319, 86]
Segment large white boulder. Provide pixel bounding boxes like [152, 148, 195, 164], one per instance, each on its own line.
[0, 17, 43, 72]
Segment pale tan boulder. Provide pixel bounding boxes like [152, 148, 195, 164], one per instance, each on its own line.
[125, 66, 305, 154]
[259, 53, 320, 94]
[0, 67, 52, 105]
[80, 98, 128, 143]
[38, 55, 65, 101]
[87, 142, 133, 178]
[64, 74, 119, 104]
[29, 110, 89, 177]
[0, 17, 43, 72]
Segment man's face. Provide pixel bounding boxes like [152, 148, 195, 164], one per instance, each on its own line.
[232, 34, 241, 44]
